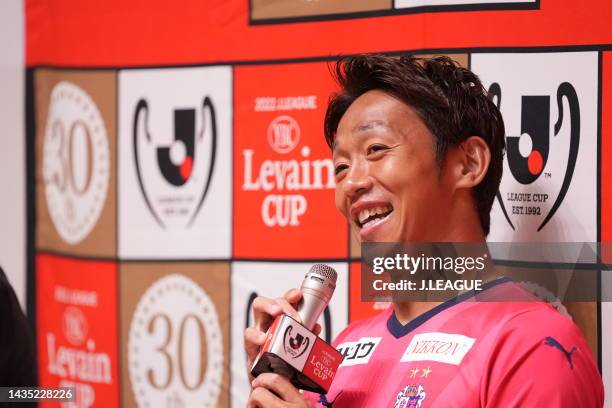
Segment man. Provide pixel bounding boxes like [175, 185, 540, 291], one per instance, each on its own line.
[0, 266, 37, 406]
[244, 55, 604, 407]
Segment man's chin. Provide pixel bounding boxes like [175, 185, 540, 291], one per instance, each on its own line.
[359, 234, 399, 244]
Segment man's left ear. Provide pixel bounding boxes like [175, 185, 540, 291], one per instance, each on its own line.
[450, 136, 491, 189]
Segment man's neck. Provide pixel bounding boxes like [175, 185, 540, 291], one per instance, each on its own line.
[393, 220, 488, 325]
[393, 301, 442, 325]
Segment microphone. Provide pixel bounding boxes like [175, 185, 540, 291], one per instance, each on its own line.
[297, 264, 337, 331]
[250, 264, 343, 394]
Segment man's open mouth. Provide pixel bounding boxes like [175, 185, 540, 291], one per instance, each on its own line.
[356, 205, 393, 229]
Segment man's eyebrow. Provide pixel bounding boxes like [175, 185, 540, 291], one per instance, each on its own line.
[352, 120, 388, 133]
[332, 120, 389, 152]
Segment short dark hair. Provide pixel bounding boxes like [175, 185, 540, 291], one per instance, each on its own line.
[324, 54, 506, 235]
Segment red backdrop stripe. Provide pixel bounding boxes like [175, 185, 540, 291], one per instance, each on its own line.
[26, 0, 612, 67]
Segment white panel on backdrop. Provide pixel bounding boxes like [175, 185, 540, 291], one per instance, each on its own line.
[230, 262, 348, 407]
[0, 0, 25, 308]
[603, 271, 612, 408]
[118, 67, 232, 259]
[473, 52, 598, 256]
[395, 0, 535, 8]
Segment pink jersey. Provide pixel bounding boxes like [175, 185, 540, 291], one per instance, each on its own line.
[305, 278, 604, 407]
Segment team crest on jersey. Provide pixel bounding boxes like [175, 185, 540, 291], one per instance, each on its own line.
[394, 384, 426, 408]
[336, 337, 382, 367]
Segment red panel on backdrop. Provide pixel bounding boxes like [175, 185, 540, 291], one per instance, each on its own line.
[349, 262, 390, 322]
[36, 254, 119, 408]
[26, 0, 612, 67]
[233, 62, 348, 259]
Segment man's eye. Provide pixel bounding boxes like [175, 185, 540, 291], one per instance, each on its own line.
[367, 144, 388, 155]
[334, 164, 348, 175]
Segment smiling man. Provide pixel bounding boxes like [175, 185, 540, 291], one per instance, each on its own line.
[245, 55, 604, 407]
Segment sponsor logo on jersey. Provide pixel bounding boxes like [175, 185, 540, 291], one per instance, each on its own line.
[337, 337, 382, 367]
[543, 336, 577, 369]
[394, 384, 426, 408]
[43, 81, 110, 245]
[401, 332, 475, 365]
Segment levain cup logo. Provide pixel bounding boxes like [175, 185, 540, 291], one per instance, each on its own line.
[490, 82, 580, 231]
[62, 306, 88, 346]
[242, 112, 335, 228]
[268, 115, 300, 154]
[48, 299, 112, 407]
[37, 257, 119, 408]
[234, 64, 348, 258]
[128, 274, 223, 407]
[43, 81, 110, 244]
[133, 96, 217, 228]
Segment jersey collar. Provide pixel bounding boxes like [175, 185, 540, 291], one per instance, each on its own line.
[386, 277, 512, 339]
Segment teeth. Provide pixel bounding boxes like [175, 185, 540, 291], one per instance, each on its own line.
[358, 209, 370, 224]
[362, 219, 378, 229]
[357, 205, 392, 226]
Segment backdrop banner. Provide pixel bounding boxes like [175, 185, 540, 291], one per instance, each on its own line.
[25, 0, 612, 406]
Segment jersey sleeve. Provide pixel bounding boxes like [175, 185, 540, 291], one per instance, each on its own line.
[300, 327, 354, 407]
[483, 307, 604, 407]
[301, 314, 378, 407]
[302, 390, 323, 407]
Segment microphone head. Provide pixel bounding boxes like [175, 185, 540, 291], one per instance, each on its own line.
[302, 264, 337, 303]
[308, 264, 337, 283]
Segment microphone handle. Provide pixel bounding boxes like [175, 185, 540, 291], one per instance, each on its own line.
[297, 288, 328, 331]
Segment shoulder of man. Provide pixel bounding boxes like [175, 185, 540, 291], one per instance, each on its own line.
[482, 303, 603, 407]
[331, 305, 393, 347]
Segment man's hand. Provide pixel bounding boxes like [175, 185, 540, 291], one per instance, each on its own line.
[247, 373, 315, 408]
[244, 288, 321, 381]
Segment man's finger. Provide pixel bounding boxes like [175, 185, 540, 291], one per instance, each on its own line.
[274, 297, 302, 323]
[312, 323, 322, 336]
[252, 297, 283, 331]
[244, 327, 266, 360]
[247, 387, 282, 408]
[251, 373, 302, 403]
[283, 288, 302, 303]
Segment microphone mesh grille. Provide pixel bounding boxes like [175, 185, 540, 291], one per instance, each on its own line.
[309, 264, 337, 283]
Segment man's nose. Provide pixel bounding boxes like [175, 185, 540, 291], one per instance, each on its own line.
[342, 162, 372, 198]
